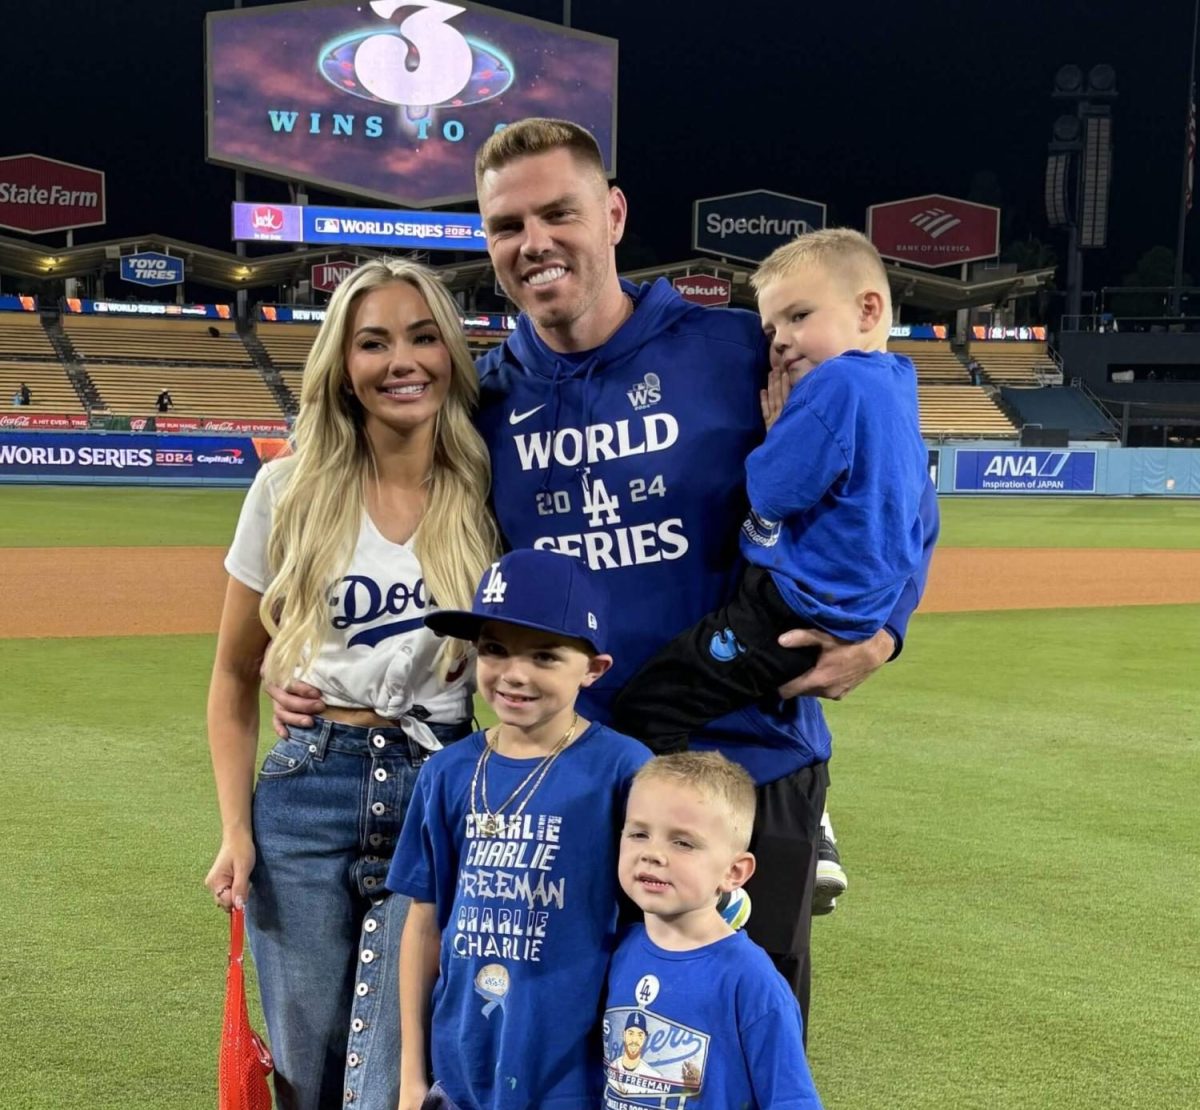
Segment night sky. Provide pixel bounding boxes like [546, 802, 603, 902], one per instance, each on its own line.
[4, 0, 1199, 300]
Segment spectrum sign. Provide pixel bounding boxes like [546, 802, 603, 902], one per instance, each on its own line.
[206, 0, 618, 206]
[868, 194, 1000, 269]
[0, 154, 106, 234]
[232, 202, 486, 251]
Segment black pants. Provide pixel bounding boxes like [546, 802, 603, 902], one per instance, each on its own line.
[611, 566, 818, 754]
[744, 760, 828, 1042]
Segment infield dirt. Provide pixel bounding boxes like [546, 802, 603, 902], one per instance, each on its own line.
[2, 545, 1198, 639]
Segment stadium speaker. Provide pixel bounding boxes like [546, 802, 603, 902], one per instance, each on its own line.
[1021, 427, 1069, 447]
[1080, 111, 1112, 248]
[1045, 151, 1071, 227]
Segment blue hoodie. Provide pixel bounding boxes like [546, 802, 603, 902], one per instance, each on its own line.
[476, 278, 937, 783]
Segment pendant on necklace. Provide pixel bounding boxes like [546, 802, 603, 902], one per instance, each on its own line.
[479, 813, 500, 837]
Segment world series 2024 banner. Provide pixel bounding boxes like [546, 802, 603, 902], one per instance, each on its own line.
[0, 434, 283, 482]
[206, 0, 618, 207]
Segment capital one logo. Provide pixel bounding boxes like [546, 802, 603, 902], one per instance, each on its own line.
[909, 207, 962, 239]
[320, 1, 514, 110]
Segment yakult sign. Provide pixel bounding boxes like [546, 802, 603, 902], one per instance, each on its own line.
[0, 154, 106, 234]
[671, 274, 731, 307]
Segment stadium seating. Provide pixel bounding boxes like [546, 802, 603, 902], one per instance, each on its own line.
[0, 363, 83, 412]
[257, 323, 318, 369]
[84, 365, 282, 419]
[918, 385, 1018, 439]
[0, 313, 57, 359]
[968, 341, 1052, 386]
[892, 341, 970, 384]
[64, 315, 252, 366]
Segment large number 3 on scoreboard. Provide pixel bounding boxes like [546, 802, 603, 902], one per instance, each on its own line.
[357, 1, 473, 108]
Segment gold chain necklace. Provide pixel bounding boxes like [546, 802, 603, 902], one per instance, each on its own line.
[470, 713, 579, 837]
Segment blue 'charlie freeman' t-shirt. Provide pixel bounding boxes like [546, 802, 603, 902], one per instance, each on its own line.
[387, 723, 651, 1110]
[742, 349, 932, 641]
[602, 925, 822, 1109]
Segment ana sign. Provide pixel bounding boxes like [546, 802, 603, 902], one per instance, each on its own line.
[693, 191, 827, 265]
[207, 0, 618, 206]
[867, 194, 1000, 269]
[671, 274, 732, 307]
[0, 154, 105, 234]
[953, 450, 1097, 493]
[120, 252, 185, 287]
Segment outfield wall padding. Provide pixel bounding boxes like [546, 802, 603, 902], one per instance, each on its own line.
[3, 433, 1199, 497]
[930, 445, 1200, 496]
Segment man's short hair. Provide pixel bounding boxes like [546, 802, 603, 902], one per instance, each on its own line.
[474, 117, 606, 188]
[752, 227, 892, 315]
[632, 752, 757, 851]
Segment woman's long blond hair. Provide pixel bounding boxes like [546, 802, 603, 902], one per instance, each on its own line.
[260, 258, 499, 686]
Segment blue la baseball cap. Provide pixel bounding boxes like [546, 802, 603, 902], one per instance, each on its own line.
[424, 549, 608, 654]
[624, 1011, 648, 1032]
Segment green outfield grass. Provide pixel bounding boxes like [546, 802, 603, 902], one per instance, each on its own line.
[0, 486, 244, 547]
[2, 485, 1198, 549]
[936, 496, 1200, 549]
[1, 605, 1197, 1109]
[2, 491, 1198, 1107]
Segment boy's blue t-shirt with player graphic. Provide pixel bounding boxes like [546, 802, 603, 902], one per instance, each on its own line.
[387, 723, 651, 1109]
[602, 925, 822, 1109]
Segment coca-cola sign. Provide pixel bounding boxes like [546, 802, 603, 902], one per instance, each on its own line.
[671, 274, 732, 307]
[0, 154, 106, 234]
[0, 412, 89, 430]
[156, 416, 289, 435]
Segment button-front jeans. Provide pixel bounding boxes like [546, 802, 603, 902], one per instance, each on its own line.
[246, 717, 469, 1110]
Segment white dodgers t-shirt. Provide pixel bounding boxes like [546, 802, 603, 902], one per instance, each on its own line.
[224, 460, 472, 724]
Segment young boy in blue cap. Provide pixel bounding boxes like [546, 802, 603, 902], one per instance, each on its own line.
[387, 549, 651, 1110]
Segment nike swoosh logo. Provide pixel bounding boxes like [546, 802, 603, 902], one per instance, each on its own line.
[509, 404, 546, 426]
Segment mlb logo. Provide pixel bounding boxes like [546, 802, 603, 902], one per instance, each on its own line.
[314, 217, 339, 233]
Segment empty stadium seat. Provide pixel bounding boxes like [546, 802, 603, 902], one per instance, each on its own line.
[0, 363, 83, 412]
[0, 314, 57, 359]
[85, 365, 283, 419]
[968, 341, 1053, 386]
[892, 341, 970, 384]
[64, 315, 253, 367]
[918, 385, 1018, 439]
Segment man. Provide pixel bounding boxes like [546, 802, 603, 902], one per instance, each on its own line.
[273, 118, 938, 1035]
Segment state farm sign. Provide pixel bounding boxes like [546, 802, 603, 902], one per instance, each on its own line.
[0, 154, 106, 234]
[867, 194, 999, 269]
[671, 274, 732, 307]
[311, 261, 356, 293]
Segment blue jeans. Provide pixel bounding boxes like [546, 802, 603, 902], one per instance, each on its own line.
[246, 717, 470, 1110]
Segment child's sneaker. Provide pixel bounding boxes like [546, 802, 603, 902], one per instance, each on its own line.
[717, 888, 752, 930]
[813, 813, 847, 916]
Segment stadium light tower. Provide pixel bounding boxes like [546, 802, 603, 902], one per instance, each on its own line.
[1044, 64, 1117, 324]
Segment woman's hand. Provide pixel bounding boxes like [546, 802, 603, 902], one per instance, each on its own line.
[205, 828, 256, 912]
